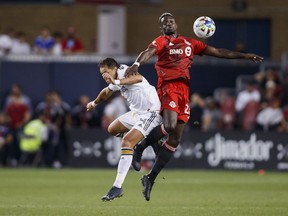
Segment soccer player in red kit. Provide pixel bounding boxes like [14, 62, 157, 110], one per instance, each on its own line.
[126, 12, 263, 201]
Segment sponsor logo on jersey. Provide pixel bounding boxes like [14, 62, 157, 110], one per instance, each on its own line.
[169, 47, 192, 56]
[169, 49, 183, 55]
[185, 47, 192, 56]
[169, 101, 176, 108]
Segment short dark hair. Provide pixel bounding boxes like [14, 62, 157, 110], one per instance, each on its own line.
[99, 58, 120, 69]
[159, 12, 174, 23]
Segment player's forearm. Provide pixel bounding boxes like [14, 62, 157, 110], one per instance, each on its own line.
[94, 88, 113, 105]
[117, 74, 143, 85]
[214, 48, 246, 59]
[135, 48, 156, 65]
[136, 51, 151, 65]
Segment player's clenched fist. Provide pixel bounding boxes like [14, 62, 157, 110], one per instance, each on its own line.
[86, 101, 97, 111]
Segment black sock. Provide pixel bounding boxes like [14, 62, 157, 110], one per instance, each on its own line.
[134, 139, 147, 153]
[148, 144, 174, 182]
[135, 125, 165, 154]
[147, 125, 166, 144]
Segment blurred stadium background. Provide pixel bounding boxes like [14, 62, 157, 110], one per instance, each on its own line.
[0, 0, 288, 215]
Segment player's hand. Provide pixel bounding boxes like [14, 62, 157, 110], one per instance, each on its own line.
[102, 73, 114, 84]
[86, 101, 97, 112]
[245, 54, 264, 63]
[125, 65, 138, 77]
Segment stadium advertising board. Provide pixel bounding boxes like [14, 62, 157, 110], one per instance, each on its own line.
[67, 129, 288, 171]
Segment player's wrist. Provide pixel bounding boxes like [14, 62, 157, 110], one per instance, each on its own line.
[133, 61, 140, 67]
[92, 101, 97, 107]
[114, 80, 121, 85]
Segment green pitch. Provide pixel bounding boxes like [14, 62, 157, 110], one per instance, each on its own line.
[0, 168, 287, 216]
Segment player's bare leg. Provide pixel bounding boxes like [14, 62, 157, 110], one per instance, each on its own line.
[141, 110, 185, 201]
[102, 128, 144, 201]
[107, 119, 129, 137]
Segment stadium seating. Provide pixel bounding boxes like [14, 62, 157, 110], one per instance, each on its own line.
[241, 101, 261, 131]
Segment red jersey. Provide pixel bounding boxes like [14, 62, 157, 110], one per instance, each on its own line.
[148, 35, 206, 85]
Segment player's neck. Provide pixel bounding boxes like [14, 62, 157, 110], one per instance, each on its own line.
[165, 33, 178, 38]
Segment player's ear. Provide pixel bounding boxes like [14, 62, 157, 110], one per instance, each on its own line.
[159, 26, 163, 34]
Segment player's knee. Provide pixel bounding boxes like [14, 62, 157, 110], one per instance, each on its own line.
[121, 138, 133, 148]
[166, 141, 179, 148]
[107, 125, 117, 136]
[167, 134, 182, 147]
[163, 122, 177, 134]
[169, 139, 181, 147]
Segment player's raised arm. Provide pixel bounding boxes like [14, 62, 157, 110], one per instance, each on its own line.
[125, 46, 157, 77]
[203, 45, 264, 63]
[103, 72, 143, 85]
[86, 87, 113, 112]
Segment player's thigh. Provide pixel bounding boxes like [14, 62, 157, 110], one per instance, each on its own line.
[162, 109, 178, 132]
[122, 112, 162, 148]
[109, 111, 138, 135]
[108, 119, 129, 135]
[109, 111, 141, 136]
[167, 121, 186, 147]
[134, 111, 162, 138]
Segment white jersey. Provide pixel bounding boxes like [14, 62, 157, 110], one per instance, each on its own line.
[108, 64, 161, 113]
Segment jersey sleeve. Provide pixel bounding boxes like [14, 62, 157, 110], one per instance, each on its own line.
[148, 36, 166, 54]
[191, 38, 207, 55]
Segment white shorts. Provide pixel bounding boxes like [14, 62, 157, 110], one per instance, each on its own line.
[118, 111, 162, 137]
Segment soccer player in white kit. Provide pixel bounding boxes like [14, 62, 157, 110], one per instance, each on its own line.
[86, 58, 162, 201]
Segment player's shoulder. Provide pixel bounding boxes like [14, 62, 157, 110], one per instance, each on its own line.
[181, 35, 197, 42]
[150, 36, 168, 49]
[119, 64, 128, 71]
[117, 64, 128, 79]
[152, 35, 166, 43]
[182, 35, 206, 47]
[156, 35, 166, 39]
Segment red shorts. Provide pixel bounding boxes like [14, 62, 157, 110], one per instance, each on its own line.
[158, 79, 190, 123]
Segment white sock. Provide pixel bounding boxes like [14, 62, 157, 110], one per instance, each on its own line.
[113, 154, 133, 188]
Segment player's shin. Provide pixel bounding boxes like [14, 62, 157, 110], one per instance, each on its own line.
[113, 147, 133, 188]
[148, 142, 176, 182]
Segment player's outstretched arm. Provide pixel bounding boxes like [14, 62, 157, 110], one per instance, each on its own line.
[120, 73, 143, 85]
[103, 72, 143, 85]
[125, 47, 157, 77]
[203, 45, 264, 63]
[86, 87, 113, 112]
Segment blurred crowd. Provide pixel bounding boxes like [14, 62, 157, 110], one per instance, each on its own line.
[188, 69, 288, 133]
[0, 26, 85, 56]
[0, 83, 129, 168]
